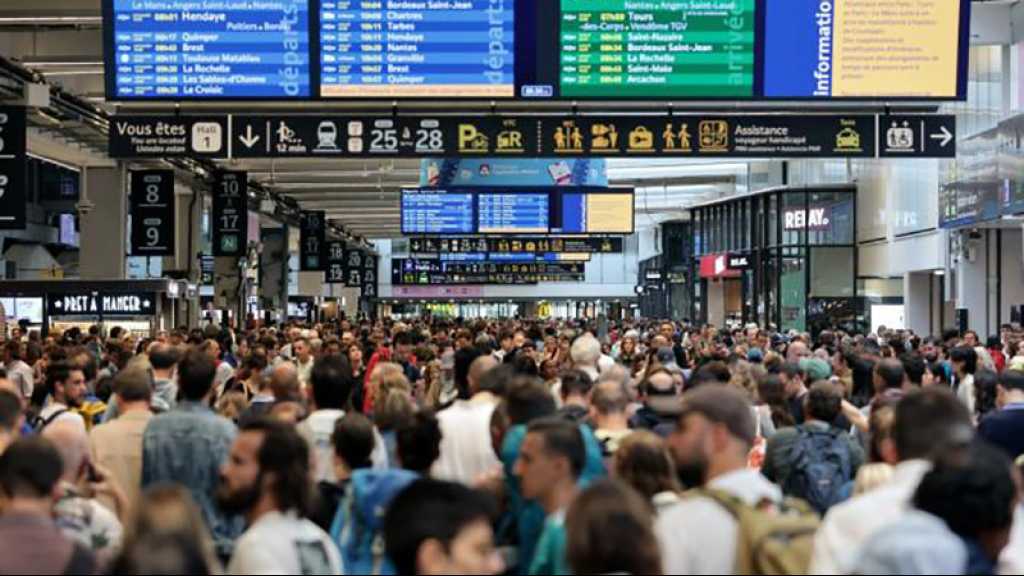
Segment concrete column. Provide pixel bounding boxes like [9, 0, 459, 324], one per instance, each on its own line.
[213, 256, 243, 324]
[164, 185, 202, 328]
[904, 272, 931, 335]
[957, 233, 990, 335]
[79, 167, 126, 280]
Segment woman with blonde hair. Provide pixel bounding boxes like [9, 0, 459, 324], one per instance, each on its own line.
[370, 362, 416, 464]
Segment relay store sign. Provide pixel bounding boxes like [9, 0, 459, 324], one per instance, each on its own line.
[48, 293, 157, 317]
[783, 207, 831, 231]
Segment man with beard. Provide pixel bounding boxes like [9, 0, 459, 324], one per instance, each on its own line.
[654, 386, 783, 575]
[36, 361, 88, 432]
[218, 418, 343, 575]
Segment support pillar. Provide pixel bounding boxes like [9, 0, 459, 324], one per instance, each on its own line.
[79, 167, 126, 280]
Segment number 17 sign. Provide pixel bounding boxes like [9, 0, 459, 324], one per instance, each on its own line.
[213, 171, 248, 257]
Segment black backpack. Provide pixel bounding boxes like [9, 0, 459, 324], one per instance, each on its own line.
[31, 409, 69, 433]
[781, 426, 853, 515]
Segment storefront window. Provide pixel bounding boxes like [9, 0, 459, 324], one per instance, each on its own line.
[780, 248, 806, 332]
[763, 249, 779, 328]
[768, 194, 779, 247]
[807, 191, 855, 245]
[809, 247, 855, 297]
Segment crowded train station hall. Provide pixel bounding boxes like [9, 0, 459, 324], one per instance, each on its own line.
[0, 0, 1021, 574]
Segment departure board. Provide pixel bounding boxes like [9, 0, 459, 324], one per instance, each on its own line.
[557, 191, 634, 234]
[559, 0, 756, 98]
[401, 190, 475, 234]
[478, 193, 549, 234]
[319, 0, 515, 98]
[106, 0, 311, 99]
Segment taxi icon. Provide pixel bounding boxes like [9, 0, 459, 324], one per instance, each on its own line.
[836, 127, 861, 150]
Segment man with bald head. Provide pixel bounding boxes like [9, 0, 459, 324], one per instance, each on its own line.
[432, 357, 507, 483]
[269, 361, 301, 402]
[43, 420, 124, 561]
[787, 340, 811, 364]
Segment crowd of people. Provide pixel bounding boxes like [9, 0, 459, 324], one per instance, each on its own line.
[0, 317, 1023, 575]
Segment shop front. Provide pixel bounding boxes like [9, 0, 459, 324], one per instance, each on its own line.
[684, 184, 859, 333]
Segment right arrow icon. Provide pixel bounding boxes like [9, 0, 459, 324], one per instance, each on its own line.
[930, 125, 954, 147]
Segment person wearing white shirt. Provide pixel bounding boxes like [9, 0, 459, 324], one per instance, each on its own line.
[3, 341, 34, 401]
[433, 355, 502, 484]
[810, 387, 975, 574]
[293, 338, 315, 389]
[654, 386, 783, 575]
[219, 419, 343, 576]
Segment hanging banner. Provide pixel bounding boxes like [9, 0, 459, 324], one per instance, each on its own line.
[326, 241, 347, 284]
[344, 249, 364, 288]
[420, 158, 607, 187]
[212, 171, 248, 257]
[299, 211, 326, 271]
[0, 107, 27, 230]
[129, 170, 175, 257]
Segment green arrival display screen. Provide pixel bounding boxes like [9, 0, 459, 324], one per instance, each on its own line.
[559, 0, 756, 98]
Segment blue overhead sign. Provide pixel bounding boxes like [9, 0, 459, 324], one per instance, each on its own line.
[105, 0, 311, 99]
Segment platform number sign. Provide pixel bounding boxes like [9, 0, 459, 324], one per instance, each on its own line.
[345, 249, 364, 288]
[0, 107, 26, 230]
[361, 254, 378, 299]
[212, 171, 248, 257]
[326, 241, 346, 284]
[299, 211, 326, 271]
[130, 170, 174, 256]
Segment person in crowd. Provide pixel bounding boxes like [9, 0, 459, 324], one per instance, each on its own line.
[557, 369, 593, 424]
[36, 360, 88, 431]
[570, 333, 602, 382]
[655, 386, 783, 574]
[393, 332, 423, 388]
[761, 381, 864, 513]
[756, 373, 796, 431]
[950, 346, 979, 416]
[778, 362, 809, 425]
[114, 485, 220, 574]
[494, 330, 515, 364]
[433, 356, 503, 484]
[311, 413, 376, 532]
[590, 378, 632, 456]
[217, 419, 343, 575]
[923, 359, 952, 388]
[612, 430, 682, 514]
[631, 368, 682, 437]
[292, 337, 315, 389]
[0, 437, 97, 575]
[3, 340, 34, 401]
[975, 368, 1001, 422]
[0, 388, 23, 455]
[142, 348, 241, 561]
[853, 400, 898, 496]
[396, 410, 443, 475]
[810, 387, 974, 574]
[565, 480, 662, 575]
[268, 361, 302, 403]
[147, 342, 179, 413]
[383, 479, 504, 576]
[237, 359, 275, 426]
[297, 355, 355, 484]
[978, 369, 1024, 460]
[987, 335, 1008, 373]
[89, 368, 152, 512]
[42, 420, 125, 562]
[514, 417, 587, 575]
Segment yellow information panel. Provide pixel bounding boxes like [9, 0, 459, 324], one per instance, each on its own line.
[586, 194, 634, 234]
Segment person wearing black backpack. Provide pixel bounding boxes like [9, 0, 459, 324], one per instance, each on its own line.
[762, 381, 865, 515]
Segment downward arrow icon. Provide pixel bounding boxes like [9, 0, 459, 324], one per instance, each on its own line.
[239, 125, 260, 149]
[930, 126, 954, 148]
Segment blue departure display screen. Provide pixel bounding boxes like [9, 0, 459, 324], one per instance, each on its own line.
[401, 190, 475, 235]
[477, 193, 548, 234]
[319, 0, 515, 99]
[105, 0, 312, 99]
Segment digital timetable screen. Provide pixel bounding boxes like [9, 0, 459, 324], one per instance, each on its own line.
[103, 0, 970, 101]
[400, 187, 634, 235]
[105, 0, 312, 99]
[319, 0, 515, 98]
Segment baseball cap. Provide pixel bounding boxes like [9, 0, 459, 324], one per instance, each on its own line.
[747, 348, 765, 363]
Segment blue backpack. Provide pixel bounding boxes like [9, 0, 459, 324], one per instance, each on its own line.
[782, 427, 853, 515]
[330, 469, 418, 575]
